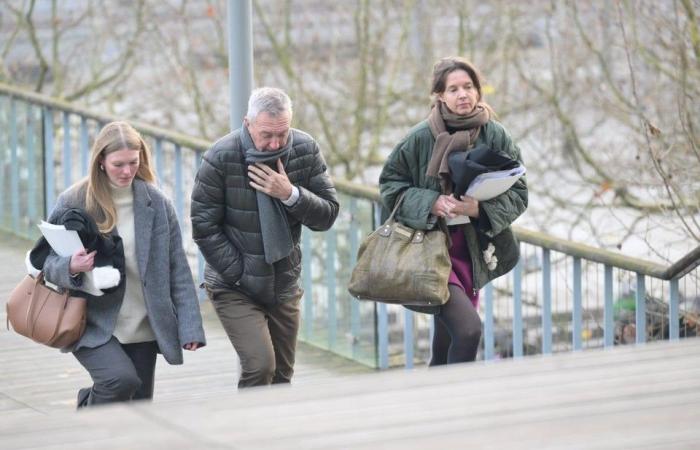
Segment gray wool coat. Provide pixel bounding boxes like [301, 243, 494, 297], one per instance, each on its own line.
[43, 178, 206, 364]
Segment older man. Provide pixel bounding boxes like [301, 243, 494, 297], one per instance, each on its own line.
[191, 87, 339, 387]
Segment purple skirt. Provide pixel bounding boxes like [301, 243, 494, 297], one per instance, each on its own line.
[447, 225, 479, 307]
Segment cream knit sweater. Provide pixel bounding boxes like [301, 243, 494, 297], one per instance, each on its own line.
[110, 183, 156, 344]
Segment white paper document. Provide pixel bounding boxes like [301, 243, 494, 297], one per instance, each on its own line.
[446, 165, 526, 226]
[38, 221, 84, 257]
[464, 165, 527, 201]
[37, 221, 105, 296]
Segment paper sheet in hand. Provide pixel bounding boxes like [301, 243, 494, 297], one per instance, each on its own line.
[465, 165, 526, 201]
[37, 221, 84, 257]
[37, 221, 104, 296]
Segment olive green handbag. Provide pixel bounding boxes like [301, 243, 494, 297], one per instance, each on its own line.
[348, 194, 451, 306]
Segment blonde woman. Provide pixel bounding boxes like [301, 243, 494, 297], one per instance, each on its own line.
[43, 121, 206, 407]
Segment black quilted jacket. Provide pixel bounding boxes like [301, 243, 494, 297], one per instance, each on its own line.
[190, 128, 339, 307]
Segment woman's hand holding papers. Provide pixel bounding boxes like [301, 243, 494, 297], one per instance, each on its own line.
[69, 248, 96, 275]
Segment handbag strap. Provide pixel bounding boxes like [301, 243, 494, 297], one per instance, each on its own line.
[26, 273, 70, 339]
[387, 191, 452, 247]
[386, 191, 407, 223]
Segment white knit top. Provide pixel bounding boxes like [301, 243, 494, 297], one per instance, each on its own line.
[110, 183, 156, 344]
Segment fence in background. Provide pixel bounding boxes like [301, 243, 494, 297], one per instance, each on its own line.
[2, 82, 699, 369]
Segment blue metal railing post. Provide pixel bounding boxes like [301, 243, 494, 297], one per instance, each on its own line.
[26, 104, 37, 233]
[80, 116, 89, 177]
[302, 228, 313, 341]
[43, 107, 55, 214]
[326, 228, 337, 349]
[513, 259, 523, 358]
[0, 97, 6, 228]
[542, 248, 552, 354]
[636, 274, 646, 343]
[373, 201, 389, 369]
[349, 197, 361, 359]
[155, 138, 164, 184]
[403, 309, 414, 369]
[174, 144, 184, 223]
[572, 257, 582, 350]
[669, 278, 679, 340]
[193, 150, 206, 301]
[484, 282, 495, 360]
[62, 112, 72, 189]
[604, 264, 614, 347]
[377, 303, 389, 369]
[10, 97, 19, 233]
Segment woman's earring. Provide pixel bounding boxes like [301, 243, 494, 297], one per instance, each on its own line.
[100, 164, 105, 171]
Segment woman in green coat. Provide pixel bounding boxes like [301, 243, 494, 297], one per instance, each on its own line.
[379, 57, 527, 365]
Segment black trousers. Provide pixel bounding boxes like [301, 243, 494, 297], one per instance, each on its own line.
[430, 284, 483, 365]
[73, 337, 159, 408]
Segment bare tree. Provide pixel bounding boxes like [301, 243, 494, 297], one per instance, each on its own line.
[1, 0, 697, 261]
[1, 0, 147, 107]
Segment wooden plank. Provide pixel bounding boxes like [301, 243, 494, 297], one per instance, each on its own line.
[1, 338, 698, 449]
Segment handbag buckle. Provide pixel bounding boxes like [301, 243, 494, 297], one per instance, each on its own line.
[412, 231, 424, 243]
[378, 225, 392, 237]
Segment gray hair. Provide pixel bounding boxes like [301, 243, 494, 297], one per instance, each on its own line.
[246, 87, 293, 122]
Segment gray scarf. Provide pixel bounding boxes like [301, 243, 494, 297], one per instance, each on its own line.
[241, 124, 294, 264]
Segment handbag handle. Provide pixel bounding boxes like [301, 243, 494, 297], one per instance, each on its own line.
[385, 191, 407, 223]
[387, 191, 452, 247]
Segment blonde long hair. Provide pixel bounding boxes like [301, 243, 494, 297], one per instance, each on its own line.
[82, 121, 156, 233]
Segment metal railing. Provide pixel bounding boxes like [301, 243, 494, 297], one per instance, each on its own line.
[1, 82, 698, 369]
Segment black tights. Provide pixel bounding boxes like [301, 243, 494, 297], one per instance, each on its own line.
[430, 284, 483, 365]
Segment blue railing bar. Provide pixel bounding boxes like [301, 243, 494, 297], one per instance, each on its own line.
[513, 259, 523, 358]
[26, 104, 37, 233]
[193, 150, 206, 301]
[10, 97, 19, 233]
[302, 228, 313, 340]
[326, 228, 337, 349]
[403, 309, 414, 369]
[62, 112, 71, 189]
[196, 254, 205, 301]
[80, 116, 89, 177]
[372, 200, 390, 369]
[377, 302, 389, 370]
[573, 257, 582, 350]
[604, 264, 614, 347]
[484, 282, 494, 360]
[428, 316, 435, 364]
[155, 138, 164, 185]
[542, 248, 552, 354]
[669, 278, 679, 340]
[0, 98, 6, 227]
[174, 144, 183, 223]
[43, 107, 55, 214]
[349, 197, 361, 359]
[636, 273, 646, 343]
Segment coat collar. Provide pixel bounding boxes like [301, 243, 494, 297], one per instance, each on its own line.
[132, 178, 155, 279]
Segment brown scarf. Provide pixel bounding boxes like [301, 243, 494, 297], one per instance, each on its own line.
[426, 102, 491, 193]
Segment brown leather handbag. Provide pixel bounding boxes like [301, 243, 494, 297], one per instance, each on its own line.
[348, 194, 452, 307]
[6, 273, 86, 348]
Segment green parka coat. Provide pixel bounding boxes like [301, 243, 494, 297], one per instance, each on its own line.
[379, 119, 528, 295]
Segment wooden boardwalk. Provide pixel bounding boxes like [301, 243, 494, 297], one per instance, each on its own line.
[2, 232, 699, 449]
